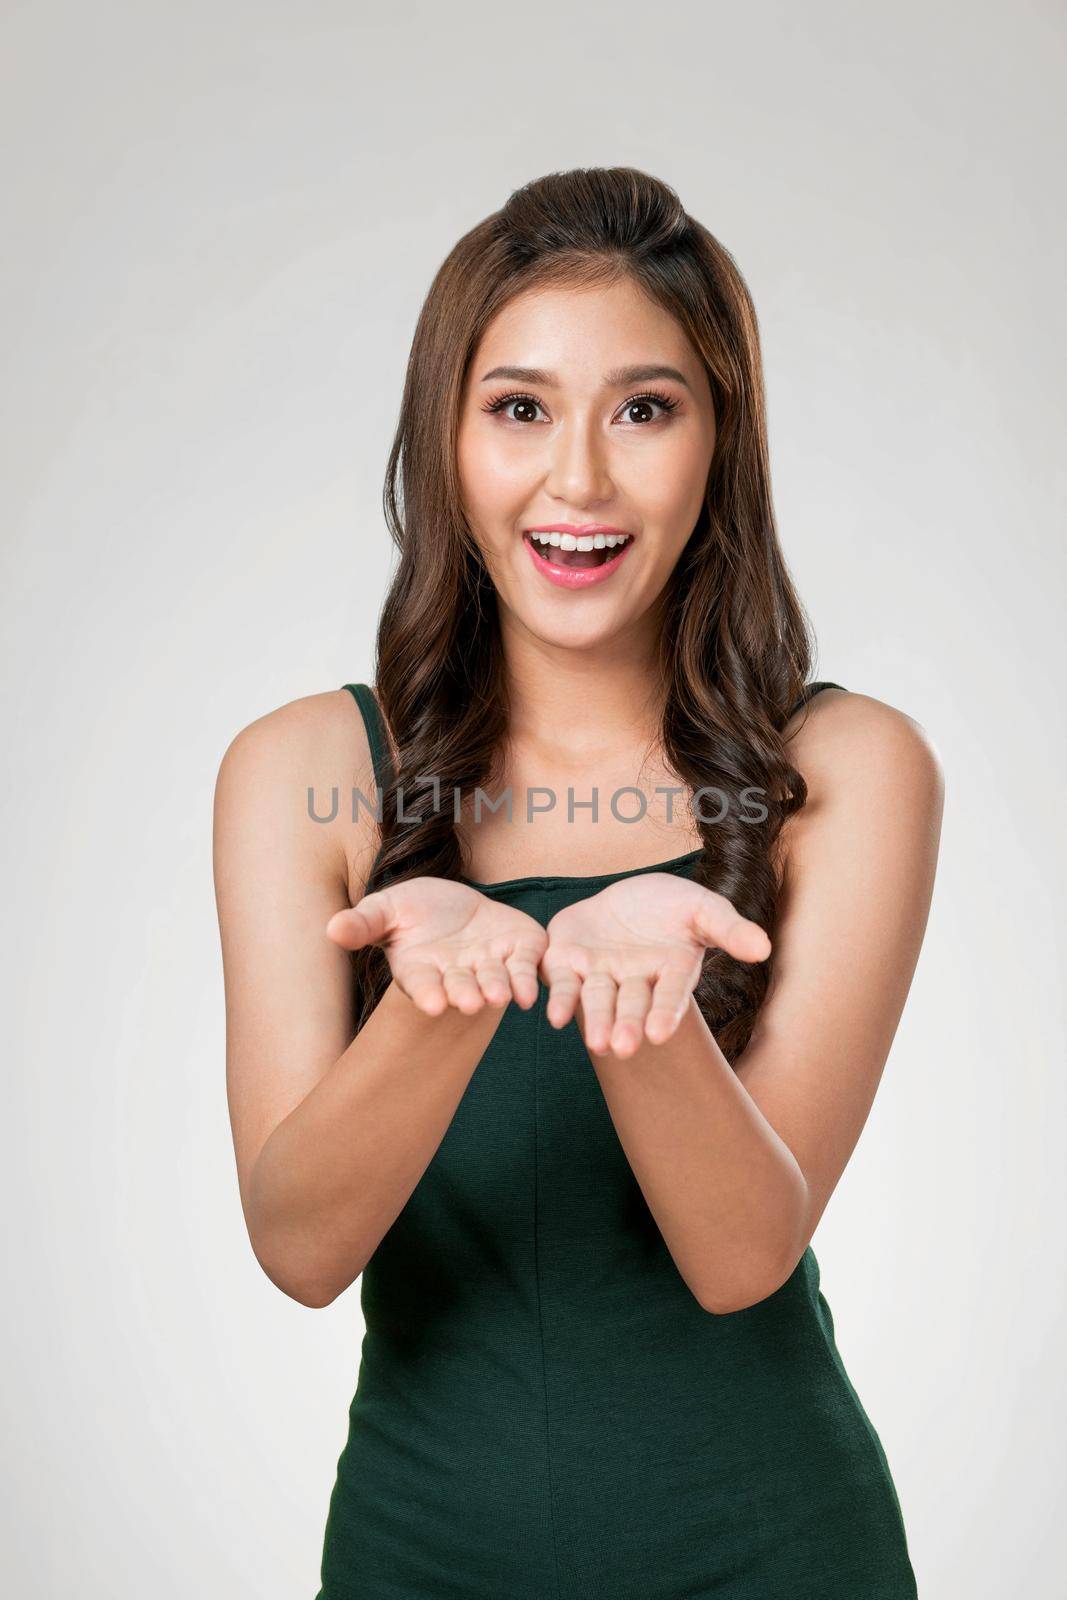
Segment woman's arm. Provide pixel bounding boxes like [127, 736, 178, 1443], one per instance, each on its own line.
[213, 691, 506, 1309]
[568, 691, 945, 1314]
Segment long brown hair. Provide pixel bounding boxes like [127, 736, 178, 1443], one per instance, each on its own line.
[351, 166, 818, 1062]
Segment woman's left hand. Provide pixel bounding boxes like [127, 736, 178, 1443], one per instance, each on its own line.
[539, 873, 772, 1057]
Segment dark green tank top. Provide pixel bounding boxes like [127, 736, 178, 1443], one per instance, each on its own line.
[317, 678, 917, 1599]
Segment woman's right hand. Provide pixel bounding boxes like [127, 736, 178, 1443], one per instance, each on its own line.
[326, 877, 547, 1016]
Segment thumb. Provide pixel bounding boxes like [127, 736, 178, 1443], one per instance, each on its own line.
[691, 892, 772, 964]
[326, 890, 395, 951]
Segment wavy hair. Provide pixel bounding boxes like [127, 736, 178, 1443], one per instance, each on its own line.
[350, 165, 818, 1063]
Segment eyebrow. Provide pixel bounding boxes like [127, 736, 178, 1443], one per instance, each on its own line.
[479, 363, 692, 392]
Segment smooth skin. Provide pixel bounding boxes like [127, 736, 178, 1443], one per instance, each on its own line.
[214, 276, 944, 1313]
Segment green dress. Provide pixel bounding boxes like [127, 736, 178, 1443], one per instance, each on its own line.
[316, 681, 918, 1599]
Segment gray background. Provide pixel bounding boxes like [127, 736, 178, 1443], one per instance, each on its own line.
[3, 1, 1064, 1593]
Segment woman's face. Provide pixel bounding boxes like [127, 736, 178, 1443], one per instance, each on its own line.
[457, 276, 716, 650]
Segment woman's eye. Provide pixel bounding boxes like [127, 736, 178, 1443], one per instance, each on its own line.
[618, 391, 679, 422]
[622, 397, 663, 424]
[501, 397, 543, 424]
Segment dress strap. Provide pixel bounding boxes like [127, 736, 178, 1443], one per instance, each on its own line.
[342, 683, 397, 790]
[786, 679, 846, 719]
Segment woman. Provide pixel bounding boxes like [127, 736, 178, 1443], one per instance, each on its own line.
[214, 167, 944, 1598]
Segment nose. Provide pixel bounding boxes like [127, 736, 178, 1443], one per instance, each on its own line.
[543, 414, 615, 509]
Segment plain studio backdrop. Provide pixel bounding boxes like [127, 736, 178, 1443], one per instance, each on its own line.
[2, 2, 1063, 1594]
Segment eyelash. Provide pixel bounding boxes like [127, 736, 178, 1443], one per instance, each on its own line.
[481, 387, 680, 425]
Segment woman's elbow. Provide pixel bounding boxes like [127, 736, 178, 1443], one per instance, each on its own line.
[695, 1254, 800, 1316]
[694, 1188, 811, 1315]
[247, 1226, 360, 1309]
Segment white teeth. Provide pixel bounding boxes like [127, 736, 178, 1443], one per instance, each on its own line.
[527, 531, 631, 550]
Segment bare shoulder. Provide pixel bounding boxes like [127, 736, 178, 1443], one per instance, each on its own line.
[213, 687, 381, 902]
[214, 686, 373, 784]
[785, 687, 944, 805]
[780, 687, 945, 867]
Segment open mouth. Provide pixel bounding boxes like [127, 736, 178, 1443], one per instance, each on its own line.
[522, 530, 634, 570]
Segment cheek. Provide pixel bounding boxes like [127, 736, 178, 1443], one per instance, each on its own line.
[459, 426, 533, 514]
[623, 430, 710, 528]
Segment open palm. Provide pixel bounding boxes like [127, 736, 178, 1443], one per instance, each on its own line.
[327, 877, 547, 1016]
[540, 872, 771, 1056]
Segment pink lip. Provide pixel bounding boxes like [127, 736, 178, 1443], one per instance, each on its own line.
[525, 523, 632, 537]
[522, 530, 634, 589]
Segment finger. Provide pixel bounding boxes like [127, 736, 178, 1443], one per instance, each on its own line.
[505, 944, 543, 1010]
[578, 971, 618, 1054]
[611, 975, 653, 1058]
[645, 967, 694, 1045]
[544, 964, 582, 1029]
[325, 890, 393, 950]
[441, 963, 487, 1015]
[472, 955, 512, 1008]
[691, 892, 772, 964]
[398, 959, 450, 1016]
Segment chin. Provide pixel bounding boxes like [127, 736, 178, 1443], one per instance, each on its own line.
[511, 602, 629, 652]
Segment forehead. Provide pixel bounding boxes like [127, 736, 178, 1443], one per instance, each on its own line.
[470, 278, 698, 379]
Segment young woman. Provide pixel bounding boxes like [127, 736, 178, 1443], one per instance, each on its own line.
[213, 167, 944, 1598]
